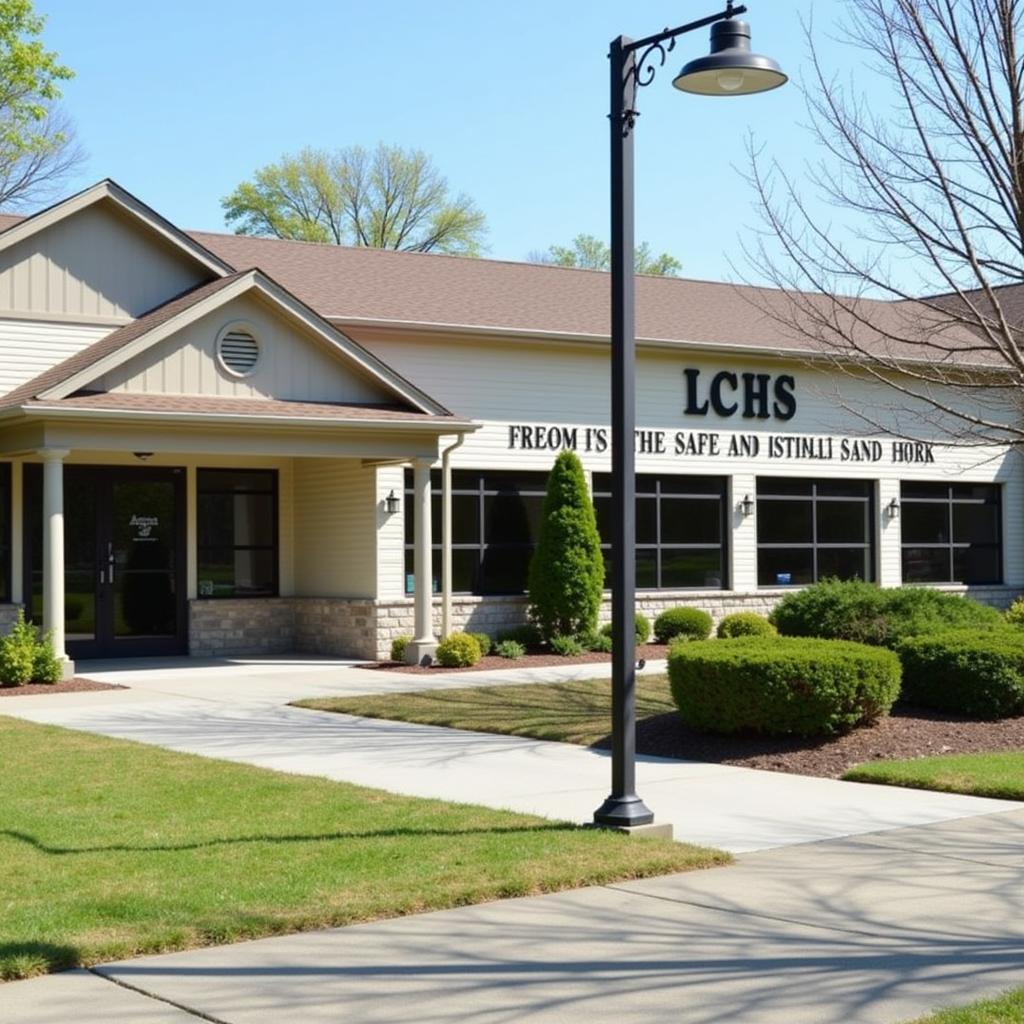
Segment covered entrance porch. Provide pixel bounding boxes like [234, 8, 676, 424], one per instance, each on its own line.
[1, 404, 475, 676]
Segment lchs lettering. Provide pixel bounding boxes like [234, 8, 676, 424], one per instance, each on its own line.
[683, 368, 797, 421]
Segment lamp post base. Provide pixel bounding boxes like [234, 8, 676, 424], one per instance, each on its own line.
[588, 820, 674, 839]
[593, 793, 655, 828]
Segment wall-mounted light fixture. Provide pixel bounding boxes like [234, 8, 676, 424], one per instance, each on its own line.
[739, 494, 755, 517]
[133, 452, 154, 462]
[385, 490, 401, 515]
[887, 497, 900, 520]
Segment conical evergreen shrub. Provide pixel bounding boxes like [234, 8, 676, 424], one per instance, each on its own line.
[528, 451, 604, 640]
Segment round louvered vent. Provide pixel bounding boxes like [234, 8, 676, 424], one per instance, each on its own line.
[217, 327, 260, 377]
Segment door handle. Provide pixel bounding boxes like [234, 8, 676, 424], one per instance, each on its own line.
[107, 542, 115, 585]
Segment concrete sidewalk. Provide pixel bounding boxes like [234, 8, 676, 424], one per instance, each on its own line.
[2, 655, 1018, 853]
[7, 809, 1024, 1023]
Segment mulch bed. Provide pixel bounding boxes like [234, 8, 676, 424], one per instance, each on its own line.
[0, 678, 125, 697]
[629, 705, 1024, 779]
[358, 643, 670, 674]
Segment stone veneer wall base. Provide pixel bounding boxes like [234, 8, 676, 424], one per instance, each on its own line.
[188, 586, 1024, 662]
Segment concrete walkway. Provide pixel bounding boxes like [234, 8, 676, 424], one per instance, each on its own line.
[2, 656, 1019, 853]
[6, 809, 1024, 1023]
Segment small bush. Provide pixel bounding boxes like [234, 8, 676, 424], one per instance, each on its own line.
[668, 636, 901, 737]
[390, 635, 412, 663]
[769, 578, 1003, 648]
[897, 630, 1024, 718]
[497, 624, 543, 649]
[435, 633, 482, 668]
[550, 634, 585, 657]
[716, 612, 776, 639]
[495, 639, 526, 659]
[0, 612, 56, 687]
[467, 632, 493, 656]
[1006, 598, 1024, 627]
[654, 607, 713, 645]
[32, 631, 62, 684]
[586, 631, 613, 653]
[600, 613, 651, 646]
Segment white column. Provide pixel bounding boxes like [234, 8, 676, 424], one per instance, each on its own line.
[10, 460, 22, 604]
[406, 457, 437, 664]
[41, 449, 69, 668]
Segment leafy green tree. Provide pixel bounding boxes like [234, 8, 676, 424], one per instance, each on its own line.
[528, 451, 605, 641]
[532, 233, 682, 276]
[222, 144, 487, 255]
[0, 0, 80, 210]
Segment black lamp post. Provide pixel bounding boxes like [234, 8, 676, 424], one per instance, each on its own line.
[594, 3, 786, 830]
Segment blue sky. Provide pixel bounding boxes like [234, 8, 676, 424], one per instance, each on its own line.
[36, 1, 852, 282]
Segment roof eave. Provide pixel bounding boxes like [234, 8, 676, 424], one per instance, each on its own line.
[9, 403, 480, 433]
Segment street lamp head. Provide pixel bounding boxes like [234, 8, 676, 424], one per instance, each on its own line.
[672, 19, 787, 96]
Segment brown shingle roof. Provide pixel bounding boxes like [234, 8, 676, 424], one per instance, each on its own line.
[0, 273, 248, 409]
[188, 230, 992, 359]
[24, 392, 454, 423]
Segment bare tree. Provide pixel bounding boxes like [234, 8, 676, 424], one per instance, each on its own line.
[0, 105, 82, 209]
[746, 0, 1024, 448]
[0, 0, 83, 210]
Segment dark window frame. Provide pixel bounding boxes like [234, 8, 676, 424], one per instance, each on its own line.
[196, 468, 279, 599]
[899, 482, 1002, 584]
[592, 473, 730, 591]
[0, 462, 10, 603]
[756, 478, 876, 587]
[403, 469, 549, 596]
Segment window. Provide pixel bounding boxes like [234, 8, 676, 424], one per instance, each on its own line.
[900, 482, 1001, 584]
[403, 469, 547, 595]
[197, 469, 278, 597]
[757, 478, 874, 586]
[592, 474, 728, 590]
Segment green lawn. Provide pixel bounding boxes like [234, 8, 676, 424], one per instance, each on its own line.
[907, 988, 1024, 1022]
[843, 751, 1024, 800]
[0, 715, 726, 981]
[296, 675, 676, 746]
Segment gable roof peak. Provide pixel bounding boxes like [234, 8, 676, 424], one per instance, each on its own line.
[0, 177, 236, 278]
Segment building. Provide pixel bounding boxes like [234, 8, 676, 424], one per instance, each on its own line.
[0, 180, 1017, 673]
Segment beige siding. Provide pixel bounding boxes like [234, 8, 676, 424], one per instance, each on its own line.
[376, 465, 406, 599]
[293, 458, 377, 598]
[94, 294, 395, 404]
[0, 202, 209, 320]
[359, 333, 1024, 594]
[0, 318, 111, 395]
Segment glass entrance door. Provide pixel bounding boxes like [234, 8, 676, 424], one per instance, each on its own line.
[26, 466, 186, 659]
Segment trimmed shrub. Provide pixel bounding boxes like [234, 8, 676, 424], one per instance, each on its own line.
[497, 624, 543, 649]
[390, 635, 412, 663]
[668, 636, 901, 737]
[654, 607, 713, 645]
[527, 451, 605, 641]
[467, 632, 493, 656]
[600, 613, 651, 646]
[769, 578, 1003, 648]
[897, 630, 1024, 718]
[0, 612, 48, 687]
[1006, 598, 1024, 627]
[550, 634, 585, 657]
[495, 639, 526, 659]
[435, 633, 482, 668]
[716, 612, 776, 639]
[586, 631, 613, 653]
